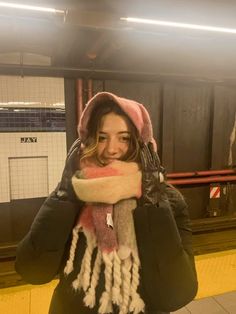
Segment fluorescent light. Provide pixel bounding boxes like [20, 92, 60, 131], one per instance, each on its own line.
[0, 2, 64, 14]
[121, 17, 236, 34]
[0, 102, 41, 106]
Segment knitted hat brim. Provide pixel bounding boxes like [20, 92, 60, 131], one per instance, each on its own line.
[78, 92, 156, 149]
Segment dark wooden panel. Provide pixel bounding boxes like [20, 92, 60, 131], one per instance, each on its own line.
[212, 86, 236, 169]
[162, 83, 212, 172]
[0, 198, 45, 244]
[11, 198, 45, 242]
[193, 229, 236, 255]
[191, 216, 236, 232]
[0, 260, 25, 288]
[0, 203, 12, 243]
[64, 78, 77, 151]
[179, 181, 236, 220]
[92, 80, 104, 95]
[227, 184, 236, 215]
[179, 185, 209, 219]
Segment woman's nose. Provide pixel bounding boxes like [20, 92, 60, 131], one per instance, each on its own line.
[106, 139, 118, 154]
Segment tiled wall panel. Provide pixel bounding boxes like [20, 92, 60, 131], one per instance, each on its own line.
[9, 157, 48, 200]
[0, 132, 66, 203]
[0, 75, 66, 203]
[0, 76, 64, 107]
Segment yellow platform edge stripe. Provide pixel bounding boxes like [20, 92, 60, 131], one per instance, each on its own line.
[1, 249, 236, 305]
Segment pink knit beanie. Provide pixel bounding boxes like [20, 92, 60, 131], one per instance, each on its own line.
[78, 92, 157, 149]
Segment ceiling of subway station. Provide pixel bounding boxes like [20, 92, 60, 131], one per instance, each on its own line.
[1, 0, 236, 80]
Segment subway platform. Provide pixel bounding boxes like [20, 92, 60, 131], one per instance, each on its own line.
[0, 249, 236, 314]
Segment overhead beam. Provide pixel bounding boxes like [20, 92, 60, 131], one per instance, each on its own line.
[66, 9, 122, 31]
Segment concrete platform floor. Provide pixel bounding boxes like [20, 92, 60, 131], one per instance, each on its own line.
[173, 291, 236, 313]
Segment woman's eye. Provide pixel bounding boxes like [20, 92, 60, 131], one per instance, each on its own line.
[120, 136, 130, 143]
[98, 135, 107, 142]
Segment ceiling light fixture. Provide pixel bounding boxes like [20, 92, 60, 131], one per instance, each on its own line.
[0, 2, 64, 14]
[121, 17, 236, 34]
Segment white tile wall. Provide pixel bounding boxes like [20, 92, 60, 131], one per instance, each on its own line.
[0, 75, 67, 202]
[9, 157, 48, 200]
[0, 75, 64, 107]
[0, 132, 66, 202]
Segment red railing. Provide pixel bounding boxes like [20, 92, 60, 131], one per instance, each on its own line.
[167, 169, 236, 185]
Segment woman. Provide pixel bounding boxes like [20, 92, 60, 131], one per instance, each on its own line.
[15, 92, 198, 314]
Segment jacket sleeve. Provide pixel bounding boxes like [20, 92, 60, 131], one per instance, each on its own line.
[15, 191, 80, 284]
[133, 184, 198, 312]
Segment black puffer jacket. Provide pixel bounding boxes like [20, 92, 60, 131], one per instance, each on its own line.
[15, 184, 198, 314]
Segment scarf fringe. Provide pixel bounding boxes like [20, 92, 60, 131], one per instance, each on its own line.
[64, 225, 80, 275]
[71, 230, 96, 292]
[84, 250, 102, 308]
[130, 254, 145, 314]
[65, 233, 145, 314]
[112, 251, 122, 305]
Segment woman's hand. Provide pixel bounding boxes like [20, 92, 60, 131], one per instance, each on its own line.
[140, 142, 165, 206]
[56, 138, 81, 201]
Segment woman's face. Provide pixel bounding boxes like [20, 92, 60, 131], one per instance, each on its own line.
[97, 112, 130, 164]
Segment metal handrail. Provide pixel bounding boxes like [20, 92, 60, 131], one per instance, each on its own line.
[167, 169, 236, 178]
[167, 169, 236, 185]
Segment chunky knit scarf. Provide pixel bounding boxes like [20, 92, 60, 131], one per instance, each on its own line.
[64, 160, 145, 314]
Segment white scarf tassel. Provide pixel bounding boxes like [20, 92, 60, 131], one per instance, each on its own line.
[72, 232, 96, 291]
[98, 252, 114, 314]
[112, 251, 122, 306]
[84, 250, 102, 308]
[64, 225, 80, 275]
[72, 253, 86, 290]
[119, 257, 132, 314]
[129, 254, 145, 314]
[81, 231, 96, 292]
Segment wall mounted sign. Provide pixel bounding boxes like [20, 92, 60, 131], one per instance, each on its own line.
[20, 137, 37, 143]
